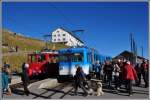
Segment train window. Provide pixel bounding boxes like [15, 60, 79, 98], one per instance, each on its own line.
[31, 56, 36, 62]
[87, 53, 92, 63]
[59, 55, 68, 62]
[38, 54, 45, 62]
[71, 53, 83, 62]
[41, 55, 45, 62]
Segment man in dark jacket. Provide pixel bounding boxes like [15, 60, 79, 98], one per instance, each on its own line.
[141, 60, 149, 88]
[74, 66, 88, 96]
[134, 63, 142, 86]
[21, 62, 30, 96]
[103, 61, 114, 88]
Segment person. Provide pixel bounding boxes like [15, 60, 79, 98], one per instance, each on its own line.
[123, 61, 137, 96]
[93, 60, 102, 80]
[117, 59, 125, 89]
[103, 60, 114, 88]
[16, 46, 19, 52]
[21, 62, 30, 96]
[74, 66, 88, 96]
[140, 60, 149, 88]
[134, 63, 142, 86]
[113, 61, 121, 90]
[2, 62, 12, 95]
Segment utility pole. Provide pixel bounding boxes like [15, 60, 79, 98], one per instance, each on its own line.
[130, 33, 133, 53]
[130, 33, 134, 64]
[141, 46, 143, 58]
[130, 33, 137, 65]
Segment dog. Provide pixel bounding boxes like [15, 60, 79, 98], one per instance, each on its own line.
[95, 82, 104, 96]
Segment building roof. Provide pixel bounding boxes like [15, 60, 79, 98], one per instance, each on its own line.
[113, 50, 148, 61]
[54, 27, 84, 44]
[113, 50, 133, 59]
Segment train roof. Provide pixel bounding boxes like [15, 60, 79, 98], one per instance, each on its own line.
[28, 50, 58, 55]
[59, 46, 99, 53]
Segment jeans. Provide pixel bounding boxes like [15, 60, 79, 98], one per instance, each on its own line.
[114, 76, 119, 89]
[74, 82, 88, 95]
[125, 80, 133, 95]
[142, 71, 148, 87]
[136, 73, 141, 85]
[2, 72, 9, 91]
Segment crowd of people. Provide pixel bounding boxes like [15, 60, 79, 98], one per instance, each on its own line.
[2, 59, 149, 97]
[73, 59, 149, 96]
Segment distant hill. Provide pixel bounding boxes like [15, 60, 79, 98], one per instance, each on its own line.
[2, 29, 68, 73]
[2, 29, 67, 53]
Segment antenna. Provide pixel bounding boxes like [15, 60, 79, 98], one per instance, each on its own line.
[141, 46, 143, 58]
[43, 34, 51, 50]
[72, 30, 84, 33]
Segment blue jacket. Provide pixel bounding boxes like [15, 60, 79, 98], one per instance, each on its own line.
[93, 63, 102, 73]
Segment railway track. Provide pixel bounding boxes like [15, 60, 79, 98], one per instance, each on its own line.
[10, 79, 40, 89]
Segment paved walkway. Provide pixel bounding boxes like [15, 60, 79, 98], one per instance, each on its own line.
[2, 78, 149, 99]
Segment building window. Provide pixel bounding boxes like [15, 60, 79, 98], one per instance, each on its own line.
[63, 34, 65, 36]
[53, 35, 56, 37]
[58, 39, 60, 41]
[57, 30, 59, 33]
[63, 38, 65, 41]
[54, 39, 56, 41]
[58, 34, 60, 37]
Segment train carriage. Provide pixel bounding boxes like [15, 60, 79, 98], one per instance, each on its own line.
[57, 47, 106, 81]
[27, 50, 59, 78]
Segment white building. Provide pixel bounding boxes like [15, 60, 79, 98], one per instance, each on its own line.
[51, 28, 84, 47]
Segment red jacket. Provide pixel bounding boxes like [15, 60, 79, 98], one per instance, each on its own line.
[124, 64, 137, 80]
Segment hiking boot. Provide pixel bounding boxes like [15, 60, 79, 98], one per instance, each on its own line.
[83, 93, 88, 97]
[145, 85, 148, 88]
[117, 87, 120, 90]
[74, 92, 78, 96]
[129, 94, 132, 96]
[6, 92, 11, 95]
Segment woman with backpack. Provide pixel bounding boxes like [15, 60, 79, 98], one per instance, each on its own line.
[2, 62, 12, 95]
[113, 62, 120, 90]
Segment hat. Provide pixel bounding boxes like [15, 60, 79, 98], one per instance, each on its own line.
[118, 59, 121, 62]
[126, 61, 130, 65]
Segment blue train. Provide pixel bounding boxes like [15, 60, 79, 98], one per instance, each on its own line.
[57, 46, 112, 81]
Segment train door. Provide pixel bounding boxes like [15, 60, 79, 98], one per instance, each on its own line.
[46, 54, 59, 76]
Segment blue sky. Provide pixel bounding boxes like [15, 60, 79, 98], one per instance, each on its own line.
[2, 2, 148, 58]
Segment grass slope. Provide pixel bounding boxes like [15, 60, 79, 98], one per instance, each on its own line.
[2, 29, 67, 73]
